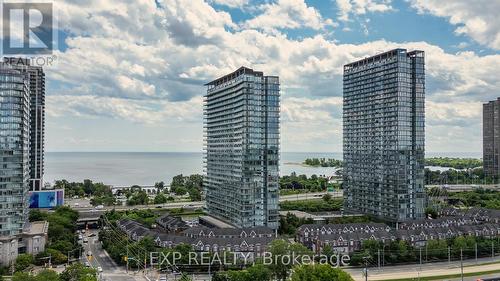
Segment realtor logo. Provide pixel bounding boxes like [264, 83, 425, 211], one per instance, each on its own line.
[2, 2, 53, 54]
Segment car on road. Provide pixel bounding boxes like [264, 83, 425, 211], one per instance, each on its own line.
[97, 266, 103, 273]
[84, 261, 90, 267]
[95, 205, 104, 209]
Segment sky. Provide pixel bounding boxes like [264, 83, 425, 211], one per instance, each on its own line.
[32, 0, 500, 153]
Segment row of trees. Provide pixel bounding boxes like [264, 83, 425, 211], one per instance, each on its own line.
[424, 167, 496, 185]
[27, 207, 82, 266]
[425, 157, 482, 169]
[280, 196, 343, 213]
[302, 157, 482, 170]
[54, 179, 115, 206]
[11, 263, 97, 281]
[279, 174, 331, 192]
[212, 263, 353, 281]
[448, 188, 500, 210]
[170, 174, 203, 201]
[303, 158, 343, 167]
[349, 235, 500, 266]
[124, 174, 203, 206]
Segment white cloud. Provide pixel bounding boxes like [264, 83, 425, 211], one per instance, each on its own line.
[47, 0, 500, 152]
[210, 0, 249, 8]
[241, 0, 336, 33]
[336, 0, 393, 22]
[410, 0, 500, 50]
[47, 95, 202, 125]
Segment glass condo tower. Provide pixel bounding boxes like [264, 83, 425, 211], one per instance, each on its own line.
[343, 49, 426, 222]
[0, 63, 31, 236]
[204, 67, 280, 229]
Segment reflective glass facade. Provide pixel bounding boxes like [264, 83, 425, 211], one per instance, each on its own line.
[4, 58, 45, 191]
[0, 64, 30, 236]
[483, 98, 500, 179]
[204, 67, 280, 229]
[343, 49, 426, 222]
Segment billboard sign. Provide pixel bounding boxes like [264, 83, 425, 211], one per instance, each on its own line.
[29, 189, 64, 208]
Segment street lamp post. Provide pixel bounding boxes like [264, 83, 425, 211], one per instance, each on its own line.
[460, 248, 464, 281]
[362, 256, 369, 281]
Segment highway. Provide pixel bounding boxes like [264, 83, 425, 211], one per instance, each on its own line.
[72, 191, 339, 213]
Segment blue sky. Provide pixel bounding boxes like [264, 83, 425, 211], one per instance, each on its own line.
[32, 0, 500, 153]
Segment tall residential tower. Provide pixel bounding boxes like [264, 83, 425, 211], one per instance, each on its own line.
[0, 63, 31, 236]
[483, 98, 500, 179]
[343, 49, 426, 222]
[3, 58, 45, 191]
[204, 67, 280, 229]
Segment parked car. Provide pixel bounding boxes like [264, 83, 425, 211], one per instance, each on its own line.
[97, 266, 103, 273]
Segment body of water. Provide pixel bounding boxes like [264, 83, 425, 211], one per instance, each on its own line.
[45, 151, 481, 186]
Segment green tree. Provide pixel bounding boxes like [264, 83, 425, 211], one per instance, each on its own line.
[127, 190, 149, 205]
[174, 187, 188, 196]
[29, 209, 47, 222]
[15, 254, 34, 272]
[36, 249, 67, 265]
[170, 175, 185, 194]
[35, 270, 61, 281]
[290, 264, 353, 281]
[153, 193, 168, 204]
[247, 264, 272, 281]
[13, 269, 61, 281]
[322, 193, 332, 202]
[155, 181, 165, 193]
[267, 240, 312, 280]
[60, 263, 97, 281]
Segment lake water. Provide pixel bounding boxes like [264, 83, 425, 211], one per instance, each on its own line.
[44, 151, 480, 186]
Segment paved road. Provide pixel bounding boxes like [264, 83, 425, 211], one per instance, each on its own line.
[72, 191, 337, 214]
[82, 229, 146, 281]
